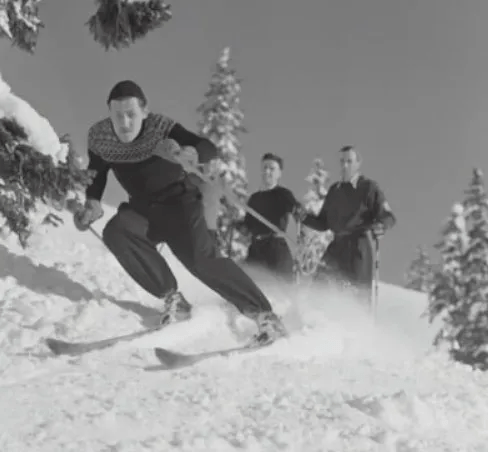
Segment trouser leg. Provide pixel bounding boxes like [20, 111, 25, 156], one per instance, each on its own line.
[248, 237, 295, 283]
[245, 240, 267, 267]
[351, 235, 374, 303]
[102, 203, 177, 298]
[322, 235, 374, 301]
[314, 240, 343, 286]
[268, 238, 296, 283]
[149, 188, 274, 317]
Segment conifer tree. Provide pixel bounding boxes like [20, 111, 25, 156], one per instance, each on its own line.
[196, 47, 249, 259]
[451, 168, 488, 368]
[427, 203, 467, 333]
[404, 245, 433, 292]
[428, 169, 488, 369]
[296, 158, 333, 277]
[302, 158, 329, 215]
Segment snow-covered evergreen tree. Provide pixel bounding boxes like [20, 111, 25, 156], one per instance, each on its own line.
[428, 170, 488, 370]
[295, 158, 333, 277]
[302, 158, 329, 215]
[404, 245, 433, 292]
[0, 72, 93, 246]
[451, 168, 488, 368]
[196, 47, 249, 260]
[0, 0, 172, 53]
[426, 203, 468, 335]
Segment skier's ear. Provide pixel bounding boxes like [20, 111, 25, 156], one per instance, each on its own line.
[354, 150, 362, 167]
[140, 99, 150, 117]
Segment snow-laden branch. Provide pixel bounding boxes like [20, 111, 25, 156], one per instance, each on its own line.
[0, 72, 68, 165]
[0, 0, 43, 53]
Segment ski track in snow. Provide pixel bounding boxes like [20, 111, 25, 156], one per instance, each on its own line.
[1, 207, 488, 452]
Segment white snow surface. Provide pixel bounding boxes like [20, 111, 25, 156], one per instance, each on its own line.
[0, 205, 487, 452]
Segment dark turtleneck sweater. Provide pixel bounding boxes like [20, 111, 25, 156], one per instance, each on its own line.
[243, 186, 298, 236]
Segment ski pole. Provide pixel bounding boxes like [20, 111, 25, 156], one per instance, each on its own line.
[372, 237, 380, 319]
[293, 220, 302, 284]
[89, 225, 103, 242]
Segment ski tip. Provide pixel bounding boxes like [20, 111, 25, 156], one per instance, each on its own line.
[45, 338, 72, 356]
[154, 347, 192, 369]
[44, 337, 61, 355]
[153, 347, 181, 367]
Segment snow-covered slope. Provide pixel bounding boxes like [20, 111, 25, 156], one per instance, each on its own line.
[0, 205, 487, 452]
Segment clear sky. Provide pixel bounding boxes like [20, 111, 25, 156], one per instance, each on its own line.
[2, 0, 488, 285]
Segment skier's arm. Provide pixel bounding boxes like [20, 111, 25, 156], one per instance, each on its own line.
[368, 181, 396, 231]
[281, 188, 299, 214]
[301, 206, 329, 231]
[299, 189, 330, 231]
[168, 123, 218, 164]
[85, 150, 110, 202]
[281, 187, 304, 228]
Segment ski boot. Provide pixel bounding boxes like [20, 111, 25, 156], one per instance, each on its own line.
[248, 311, 288, 347]
[159, 290, 193, 326]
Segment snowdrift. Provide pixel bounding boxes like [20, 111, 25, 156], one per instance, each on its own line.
[0, 204, 487, 452]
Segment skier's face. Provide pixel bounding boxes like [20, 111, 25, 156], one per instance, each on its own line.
[261, 159, 282, 188]
[340, 149, 361, 182]
[109, 97, 148, 143]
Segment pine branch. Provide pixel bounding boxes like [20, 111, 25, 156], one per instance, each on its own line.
[0, 0, 44, 54]
[86, 0, 172, 51]
[0, 118, 94, 246]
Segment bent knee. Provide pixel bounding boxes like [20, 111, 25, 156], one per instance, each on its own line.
[103, 207, 149, 248]
[102, 216, 121, 249]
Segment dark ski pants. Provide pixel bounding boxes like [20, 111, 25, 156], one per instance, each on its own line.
[246, 236, 295, 283]
[102, 182, 273, 317]
[315, 233, 375, 300]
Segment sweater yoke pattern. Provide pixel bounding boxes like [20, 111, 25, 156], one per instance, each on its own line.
[87, 113, 175, 163]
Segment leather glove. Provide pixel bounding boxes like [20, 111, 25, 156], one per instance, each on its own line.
[371, 222, 386, 239]
[73, 199, 104, 231]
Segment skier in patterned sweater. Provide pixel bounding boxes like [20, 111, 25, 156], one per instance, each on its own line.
[235, 153, 299, 283]
[74, 80, 287, 346]
[295, 146, 396, 302]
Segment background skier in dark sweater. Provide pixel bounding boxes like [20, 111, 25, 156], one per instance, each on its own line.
[235, 153, 299, 283]
[74, 80, 287, 346]
[295, 146, 396, 302]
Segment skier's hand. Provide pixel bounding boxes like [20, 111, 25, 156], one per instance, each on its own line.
[74, 199, 104, 231]
[233, 220, 249, 236]
[199, 159, 223, 181]
[292, 204, 308, 222]
[371, 222, 386, 239]
[177, 146, 199, 172]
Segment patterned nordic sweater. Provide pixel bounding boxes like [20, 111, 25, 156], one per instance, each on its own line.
[85, 112, 217, 202]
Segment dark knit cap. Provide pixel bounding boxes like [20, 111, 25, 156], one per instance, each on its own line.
[107, 80, 147, 105]
[262, 152, 284, 169]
